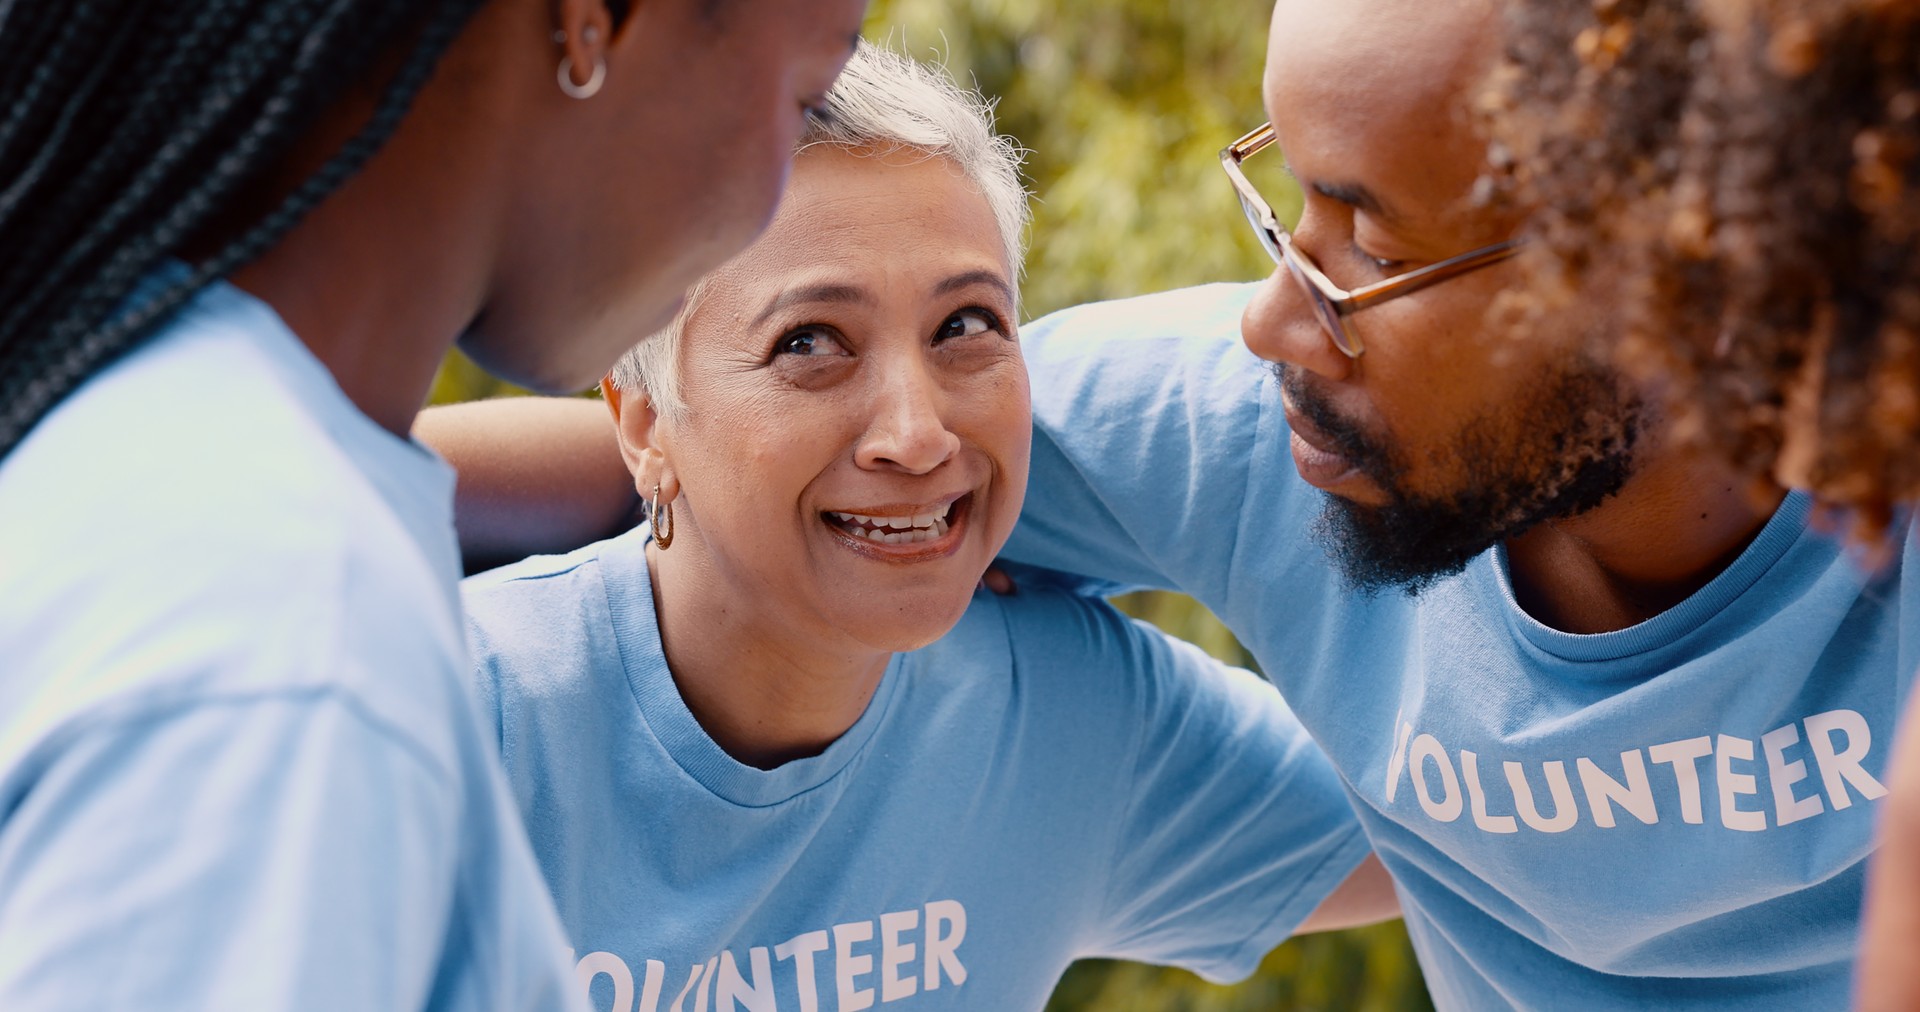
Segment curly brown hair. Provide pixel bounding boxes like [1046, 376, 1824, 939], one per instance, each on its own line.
[1491, 0, 1920, 538]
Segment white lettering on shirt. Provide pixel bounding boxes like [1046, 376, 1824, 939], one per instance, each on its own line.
[774, 930, 830, 1012]
[834, 921, 876, 1012]
[1649, 736, 1714, 825]
[668, 958, 713, 1012]
[1410, 733, 1463, 822]
[568, 901, 969, 1012]
[1762, 724, 1824, 826]
[1462, 750, 1517, 833]
[1715, 735, 1766, 832]
[1575, 751, 1657, 828]
[1384, 710, 1413, 804]
[715, 948, 775, 1012]
[1806, 709, 1889, 809]
[575, 951, 636, 1012]
[1382, 710, 1887, 835]
[878, 909, 919, 1002]
[923, 899, 968, 990]
[1507, 759, 1578, 833]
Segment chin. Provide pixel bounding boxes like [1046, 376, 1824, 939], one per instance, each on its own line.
[848, 589, 979, 654]
[455, 326, 598, 396]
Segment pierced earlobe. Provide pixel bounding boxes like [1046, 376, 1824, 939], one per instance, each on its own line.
[650, 483, 675, 550]
[558, 54, 605, 100]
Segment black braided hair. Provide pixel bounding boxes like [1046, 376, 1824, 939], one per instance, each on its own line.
[0, 0, 491, 460]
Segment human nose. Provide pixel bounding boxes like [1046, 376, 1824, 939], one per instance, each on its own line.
[854, 358, 962, 475]
[1241, 264, 1356, 383]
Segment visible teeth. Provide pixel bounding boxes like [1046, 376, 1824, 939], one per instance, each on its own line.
[832, 514, 955, 546]
[828, 501, 959, 538]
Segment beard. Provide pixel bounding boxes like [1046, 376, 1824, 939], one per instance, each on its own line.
[1278, 361, 1643, 596]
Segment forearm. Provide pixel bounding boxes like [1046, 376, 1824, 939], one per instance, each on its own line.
[414, 397, 637, 571]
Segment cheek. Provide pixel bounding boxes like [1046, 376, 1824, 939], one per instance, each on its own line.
[954, 362, 1034, 513]
[700, 388, 859, 507]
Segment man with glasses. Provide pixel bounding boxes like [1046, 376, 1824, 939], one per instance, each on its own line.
[1004, 0, 1911, 1007]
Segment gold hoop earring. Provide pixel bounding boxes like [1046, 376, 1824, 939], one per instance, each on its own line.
[651, 483, 674, 550]
[557, 55, 605, 100]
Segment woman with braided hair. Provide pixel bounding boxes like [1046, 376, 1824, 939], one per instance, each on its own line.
[0, 0, 862, 1007]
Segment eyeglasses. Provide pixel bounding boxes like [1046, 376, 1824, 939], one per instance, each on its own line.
[1220, 122, 1522, 358]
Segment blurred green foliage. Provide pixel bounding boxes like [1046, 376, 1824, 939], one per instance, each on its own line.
[431, 0, 1430, 1006]
[861, 0, 1295, 320]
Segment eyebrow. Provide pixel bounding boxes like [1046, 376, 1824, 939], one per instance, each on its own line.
[753, 283, 869, 327]
[932, 269, 1015, 304]
[1282, 163, 1405, 225]
[753, 270, 1014, 327]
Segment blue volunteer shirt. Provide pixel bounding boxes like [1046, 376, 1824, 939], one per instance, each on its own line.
[462, 524, 1369, 1012]
[0, 270, 579, 1009]
[1001, 283, 1920, 1010]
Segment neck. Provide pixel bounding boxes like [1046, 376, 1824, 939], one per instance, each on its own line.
[1504, 448, 1788, 634]
[648, 538, 892, 770]
[231, 218, 491, 437]
[216, 54, 507, 437]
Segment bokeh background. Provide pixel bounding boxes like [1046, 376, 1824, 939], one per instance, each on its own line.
[432, 0, 1432, 1007]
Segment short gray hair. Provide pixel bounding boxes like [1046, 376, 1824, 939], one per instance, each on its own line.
[609, 42, 1030, 419]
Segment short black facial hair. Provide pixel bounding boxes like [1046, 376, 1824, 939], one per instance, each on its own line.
[1276, 360, 1643, 595]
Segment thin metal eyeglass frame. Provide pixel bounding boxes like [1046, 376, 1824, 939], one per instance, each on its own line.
[1219, 122, 1522, 358]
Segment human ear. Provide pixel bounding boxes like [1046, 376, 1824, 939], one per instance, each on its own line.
[600, 375, 678, 500]
[551, 0, 615, 94]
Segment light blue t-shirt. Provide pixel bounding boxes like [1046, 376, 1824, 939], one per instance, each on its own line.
[0, 272, 579, 1009]
[1002, 283, 1920, 1010]
[462, 524, 1369, 1012]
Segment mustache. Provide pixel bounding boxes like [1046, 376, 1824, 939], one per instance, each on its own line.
[1270, 362, 1395, 479]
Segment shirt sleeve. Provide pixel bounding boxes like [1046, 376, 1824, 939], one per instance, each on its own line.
[1004, 283, 1283, 606]
[0, 692, 461, 1009]
[1008, 592, 1369, 983]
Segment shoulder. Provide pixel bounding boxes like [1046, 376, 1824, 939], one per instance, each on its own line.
[1024, 283, 1259, 349]
[957, 587, 1273, 715]
[461, 535, 623, 647]
[461, 533, 637, 707]
[1021, 284, 1274, 439]
[0, 305, 463, 759]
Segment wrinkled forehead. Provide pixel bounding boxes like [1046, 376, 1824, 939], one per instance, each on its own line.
[1262, 0, 1499, 221]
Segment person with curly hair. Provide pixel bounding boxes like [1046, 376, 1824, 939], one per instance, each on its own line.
[1494, 0, 1920, 539]
[1490, 2, 1920, 1006]
[425, 0, 1920, 1004]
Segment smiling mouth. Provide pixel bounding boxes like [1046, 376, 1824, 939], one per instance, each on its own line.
[821, 493, 972, 555]
[825, 498, 956, 545]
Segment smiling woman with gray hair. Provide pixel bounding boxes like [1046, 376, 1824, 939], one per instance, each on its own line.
[446, 42, 1393, 1011]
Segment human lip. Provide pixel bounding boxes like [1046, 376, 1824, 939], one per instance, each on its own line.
[1282, 403, 1364, 492]
[821, 492, 972, 560]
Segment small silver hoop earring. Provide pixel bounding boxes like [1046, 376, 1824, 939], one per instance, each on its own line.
[651, 483, 675, 550]
[557, 55, 605, 100]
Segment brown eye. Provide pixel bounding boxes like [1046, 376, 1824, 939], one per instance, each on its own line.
[935, 309, 1000, 342]
[775, 327, 850, 358]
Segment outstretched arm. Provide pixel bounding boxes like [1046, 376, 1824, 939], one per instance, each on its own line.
[1297, 855, 1399, 933]
[414, 397, 637, 571]
[1858, 692, 1920, 1011]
